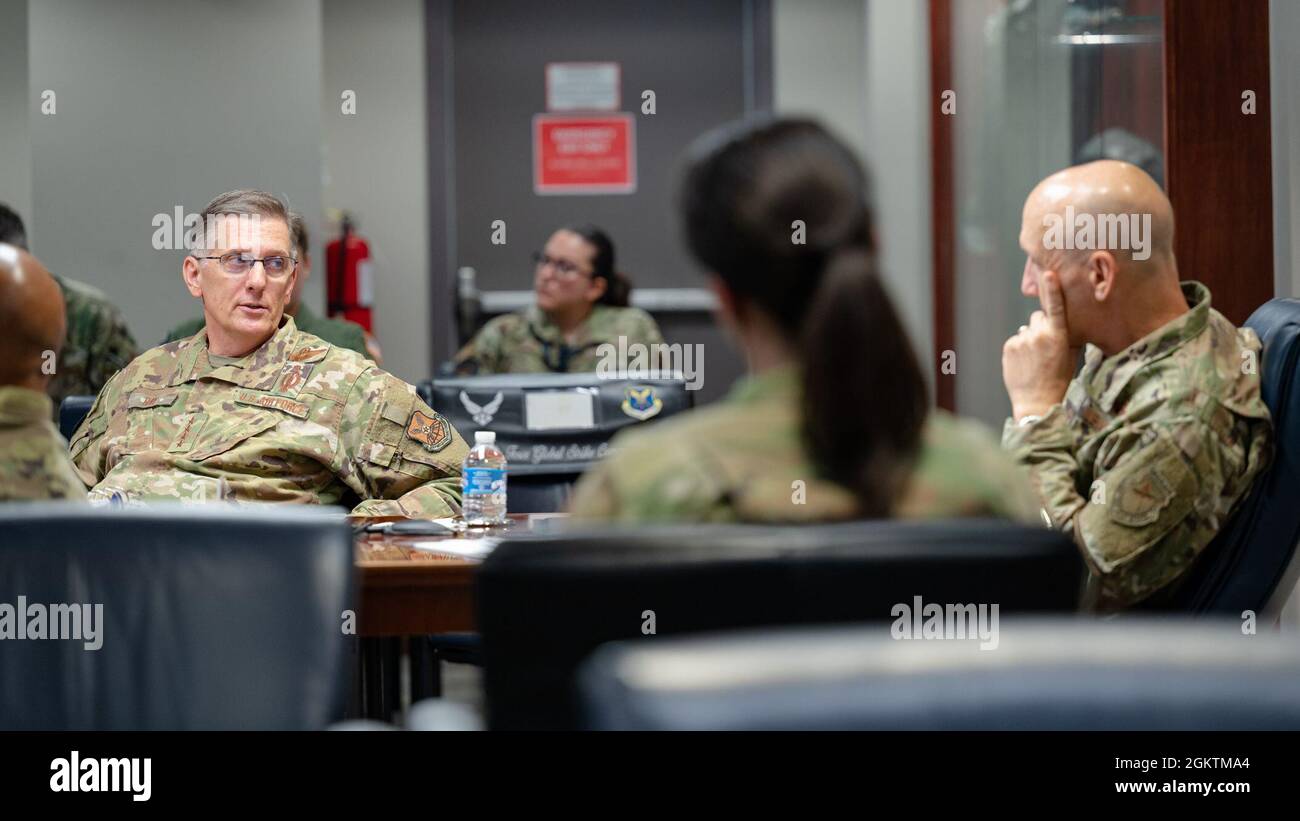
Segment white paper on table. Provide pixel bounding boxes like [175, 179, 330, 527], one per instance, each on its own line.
[409, 538, 500, 560]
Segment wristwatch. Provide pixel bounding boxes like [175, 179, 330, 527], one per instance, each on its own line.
[1017, 414, 1043, 427]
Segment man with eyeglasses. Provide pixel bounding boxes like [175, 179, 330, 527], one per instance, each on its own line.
[69, 189, 469, 515]
[162, 212, 377, 362]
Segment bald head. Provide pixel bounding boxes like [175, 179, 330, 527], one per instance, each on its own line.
[1021, 160, 1175, 273]
[1017, 161, 1189, 355]
[0, 244, 66, 390]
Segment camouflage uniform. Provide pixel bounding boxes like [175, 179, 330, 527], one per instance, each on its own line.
[0, 386, 87, 501]
[163, 303, 371, 360]
[70, 317, 469, 516]
[48, 276, 138, 421]
[1002, 282, 1272, 611]
[454, 305, 663, 374]
[569, 366, 1039, 523]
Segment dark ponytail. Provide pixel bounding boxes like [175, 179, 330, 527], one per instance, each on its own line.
[564, 223, 631, 307]
[679, 118, 928, 517]
[801, 248, 927, 515]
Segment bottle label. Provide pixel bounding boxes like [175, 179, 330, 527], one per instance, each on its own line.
[463, 467, 506, 496]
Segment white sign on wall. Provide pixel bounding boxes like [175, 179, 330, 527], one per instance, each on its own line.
[546, 62, 621, 111]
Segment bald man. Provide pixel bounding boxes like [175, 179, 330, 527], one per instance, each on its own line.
[1001, 160, 1271, 611]
[0, 243, 87, 501]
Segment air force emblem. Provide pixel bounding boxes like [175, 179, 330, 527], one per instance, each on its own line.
[406, 410, 452, 452]
[621, 385, 663, 421]
[459, 390, 505, 426]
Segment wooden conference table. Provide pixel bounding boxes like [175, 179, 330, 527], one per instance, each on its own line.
[354, 512, 564, 636]
[350, 513, 564, 719]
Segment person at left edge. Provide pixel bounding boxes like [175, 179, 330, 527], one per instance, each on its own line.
[0, 202, 138, 421]
[69, 189, 469, 515]
[0, 243, 87, 501]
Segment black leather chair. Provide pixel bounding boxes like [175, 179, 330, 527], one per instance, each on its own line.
[477, 518, 1082, 729]
[0, 503, 354, 729]
[1173, 298, 1300, 612]
[422, 372, 693, 514]
[578, 618, 1300, 730]
[58, 395, 96, 441]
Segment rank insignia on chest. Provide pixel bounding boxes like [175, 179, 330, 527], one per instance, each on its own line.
[276, 362, 314, 395]
[406, 410, 452, 452]
[289, 345, 330, 363]
[621, 385, 663, 421]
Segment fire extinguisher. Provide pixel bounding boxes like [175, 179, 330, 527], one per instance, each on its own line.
[326, 213, 374, 332]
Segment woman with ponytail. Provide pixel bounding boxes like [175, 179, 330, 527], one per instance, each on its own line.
[569, 118, 1036, 523]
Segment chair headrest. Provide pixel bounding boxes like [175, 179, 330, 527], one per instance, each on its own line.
[57, 395, 96, 441]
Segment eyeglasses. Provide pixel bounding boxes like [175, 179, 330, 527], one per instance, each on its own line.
[193, 252, 298, 278]
[532, 251, 591, 280]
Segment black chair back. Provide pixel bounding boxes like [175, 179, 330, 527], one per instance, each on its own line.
[0, 504, 354, 729]
[477, 518, 1082, 729]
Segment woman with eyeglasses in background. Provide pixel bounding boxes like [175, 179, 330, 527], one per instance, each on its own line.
[453, 225, 663, 374]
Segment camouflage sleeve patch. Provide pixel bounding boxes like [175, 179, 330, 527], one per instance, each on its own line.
[1077, 433, 1199, 573]
[1074, 422, 1226, 611]
[405, 410, 452, 453]
[338, 367, 470, 517]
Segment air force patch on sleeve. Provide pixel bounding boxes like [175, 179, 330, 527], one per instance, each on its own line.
[406, 410, 453, 452]
[621, 385, 663, 421]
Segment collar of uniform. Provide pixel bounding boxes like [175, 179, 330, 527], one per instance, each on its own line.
[526, 304, 609, 348]
[170, 316, 299, 387]
[1088, 280, 1211, 412]
[0, 385, 54, 427]
[727, 364, 800, 406]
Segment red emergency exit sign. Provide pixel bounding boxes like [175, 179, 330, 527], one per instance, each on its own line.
[533, 113, 636, 195]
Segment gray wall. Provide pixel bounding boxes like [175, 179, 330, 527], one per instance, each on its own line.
[449, 0, 748, 293]
[773, 0, 936, 395]
[862, 0, 934, 390]
[774, 0, 868, 160]
[0, 0, 30, 223]
[25, 0, 324, 350]
[322, 0, 430, 383]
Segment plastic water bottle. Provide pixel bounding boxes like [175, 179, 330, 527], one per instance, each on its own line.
[462, 430, 507, 526]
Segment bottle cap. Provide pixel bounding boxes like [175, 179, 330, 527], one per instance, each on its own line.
[475, 431, 496, 445]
